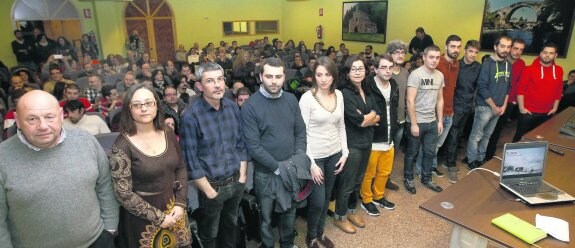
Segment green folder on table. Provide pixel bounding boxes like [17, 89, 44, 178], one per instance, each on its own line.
[492, 213, 547, 244]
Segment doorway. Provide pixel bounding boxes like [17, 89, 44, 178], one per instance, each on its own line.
[124, 0, 176, 64]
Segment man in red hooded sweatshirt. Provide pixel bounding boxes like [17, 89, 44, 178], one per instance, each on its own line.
[512, 42, 563, 142]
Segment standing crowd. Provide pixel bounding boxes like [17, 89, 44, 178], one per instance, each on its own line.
[1, 25, 574, 248]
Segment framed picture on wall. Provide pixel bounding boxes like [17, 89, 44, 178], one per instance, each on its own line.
[480, 0, 575, 57]
[342, 1, 388, 43]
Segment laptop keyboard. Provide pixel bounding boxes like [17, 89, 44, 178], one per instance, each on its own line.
[509, 182, 559, 195]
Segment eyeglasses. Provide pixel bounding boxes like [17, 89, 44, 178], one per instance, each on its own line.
[129, 101, 156, 110]
[392, 50, 406, 55]
[350, 67, 365, 73]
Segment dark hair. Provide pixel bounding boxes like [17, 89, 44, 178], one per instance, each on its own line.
[151, 69, 164, 81]
[163, 112, 178, 134]
[569, 70, 575, 75]
[341, 55, 367, 94]
[14, 30, 22, 35]
[464, 40, 480, 50]
[494, 35, 512, 46]
[101, 85, 115, 98]
[119, 84, 164, 135]
[179, 92, 190, 104]
[445, 35, 462, 45]
[543, 42, 559, 53]
[374, 54, 394, 68]
[64, 99, 84, 112]
[11, 88, 28, 102]
[163, 85, 177, 96]
[312, 56, 338, 95]
[416, 27, 425, 33]
[49, 67, 62, 73]
[260, 58, 285, 76]
[236, 87, 251, 96]
[512, 38, 526, 46]
[53, 82, 67, 100]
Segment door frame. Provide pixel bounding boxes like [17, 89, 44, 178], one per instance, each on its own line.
[123, 0, 177, 62]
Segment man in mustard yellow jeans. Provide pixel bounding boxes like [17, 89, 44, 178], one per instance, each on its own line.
[360, 55, 399, 216]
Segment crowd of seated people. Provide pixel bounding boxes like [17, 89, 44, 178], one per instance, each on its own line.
[2, 25, 575, 248]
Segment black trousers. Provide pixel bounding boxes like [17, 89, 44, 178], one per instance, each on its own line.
[512, 112, 552, 142]
[445, 111, 473, 166]
[89, 230, 115, 248]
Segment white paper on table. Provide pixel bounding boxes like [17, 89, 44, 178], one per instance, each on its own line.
[536, 214, 570, 242]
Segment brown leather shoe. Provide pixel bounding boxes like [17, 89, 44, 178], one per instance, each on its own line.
[347, 213, 366, 228]
[333, 219, 356, 234]
[318, 233, 335, 248]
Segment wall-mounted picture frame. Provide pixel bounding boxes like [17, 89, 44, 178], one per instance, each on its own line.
[342, 1, 388, 43]
[480, 0, 575, 57]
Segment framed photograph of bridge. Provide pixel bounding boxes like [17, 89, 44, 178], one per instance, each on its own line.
[480, 0, 575, 57]
[342, 1, 388, 43]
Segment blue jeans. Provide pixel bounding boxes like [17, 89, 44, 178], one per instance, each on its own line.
[467, 106, 500, 162]
[415, 116, 452, 173]
[404, 121, 439, 183]
[254, 171, 297, 248]
[306, 152, 341, 239]
[393, 122, 405, 149]
[198, 180, 245, 248]
[334, 148, 371, 217]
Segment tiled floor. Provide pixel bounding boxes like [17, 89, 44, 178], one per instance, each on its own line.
[246, 121, 516, 248]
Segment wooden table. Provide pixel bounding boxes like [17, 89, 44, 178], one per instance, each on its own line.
[522, 107, 575, 151]
[420, 148, 575, 247]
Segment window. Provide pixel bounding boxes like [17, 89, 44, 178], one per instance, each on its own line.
[223, 20, 278, 36]
[255, 21, 278, 34]
[223, 21, 248, 35]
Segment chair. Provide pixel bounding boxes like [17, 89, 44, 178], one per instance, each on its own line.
[103, 74, 120, 85]
[94, 132, 120, 155]
[75, 77, 90, 93]
[67, 71, 83, 81]
[276, 51, 286, 58]
[282, 55, 293, 65]
[300, 68, 309, 77]
[108, 107, 122, 127]
[6, 124, 17, 139]
[285, 69, 298, 81]
[301, 53, 310, 63]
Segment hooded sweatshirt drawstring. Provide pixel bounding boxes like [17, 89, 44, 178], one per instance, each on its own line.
[540, 64, 557, 79]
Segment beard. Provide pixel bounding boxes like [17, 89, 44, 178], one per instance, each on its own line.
[496, 51, 508, 59]
[263, 83, 282, 95]
[448, 51, 459, 60]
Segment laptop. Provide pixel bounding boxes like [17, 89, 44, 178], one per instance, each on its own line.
[499, 141, 575, 205]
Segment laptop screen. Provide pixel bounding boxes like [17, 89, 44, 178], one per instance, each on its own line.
[501, 142, 548, 179]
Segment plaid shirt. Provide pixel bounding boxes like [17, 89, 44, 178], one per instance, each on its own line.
[84, 88, 101, 104]
[179, 97, 247, 180]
